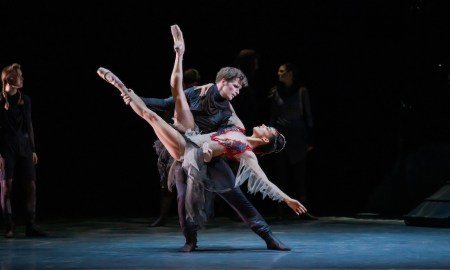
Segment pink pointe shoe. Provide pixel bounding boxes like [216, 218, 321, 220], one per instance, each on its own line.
[97, 67, 131, 96]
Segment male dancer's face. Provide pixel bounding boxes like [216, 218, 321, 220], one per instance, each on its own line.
[218, 78, 242, 101]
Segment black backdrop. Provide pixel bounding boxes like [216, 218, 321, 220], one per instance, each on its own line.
[2, 1, 450, 218]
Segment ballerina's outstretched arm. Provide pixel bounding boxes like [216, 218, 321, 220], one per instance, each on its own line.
[235, 151, 308, 216]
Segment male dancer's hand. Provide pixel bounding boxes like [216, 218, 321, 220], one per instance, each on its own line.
[121, 93, 132, 105]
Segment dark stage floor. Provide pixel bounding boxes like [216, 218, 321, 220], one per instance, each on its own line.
[0, 215, 449, 269]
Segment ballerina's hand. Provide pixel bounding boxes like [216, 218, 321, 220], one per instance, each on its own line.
[286, 198, 307, 216]
[202, 142, 213, 163]
[195, 83, 214, 97]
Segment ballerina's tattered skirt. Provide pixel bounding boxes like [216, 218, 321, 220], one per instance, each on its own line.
[162, 130, 286, 228]
[162, 132, 223, 228]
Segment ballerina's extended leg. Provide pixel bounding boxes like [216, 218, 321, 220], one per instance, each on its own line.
[97, 67, 187, 160]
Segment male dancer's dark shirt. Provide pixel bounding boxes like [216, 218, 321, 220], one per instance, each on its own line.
[142, 84, 236, 192]
[140, 85, 232, 133]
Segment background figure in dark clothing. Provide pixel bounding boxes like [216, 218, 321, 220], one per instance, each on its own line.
[0, 63, 47, 238]
[225, 49, 272, 218]
[231, 49, 270, 135]
[182, 68, 201, 89]
[268, 62, 316, 219]
[150, 68, 202, 227]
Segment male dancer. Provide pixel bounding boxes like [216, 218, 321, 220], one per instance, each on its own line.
[122, 25, 292, 252]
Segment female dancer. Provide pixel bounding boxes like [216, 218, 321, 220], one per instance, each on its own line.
[97, 25, 307, 227]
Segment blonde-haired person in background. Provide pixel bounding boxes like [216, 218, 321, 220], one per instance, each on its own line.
[0, 63, 47, 238]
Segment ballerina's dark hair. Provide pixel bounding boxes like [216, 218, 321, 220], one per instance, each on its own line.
[253, 129, 286, 156]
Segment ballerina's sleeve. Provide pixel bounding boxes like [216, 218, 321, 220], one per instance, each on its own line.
[234, 151, 288, 202]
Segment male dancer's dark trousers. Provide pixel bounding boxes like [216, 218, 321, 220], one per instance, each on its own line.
[175, 157, 271, 238]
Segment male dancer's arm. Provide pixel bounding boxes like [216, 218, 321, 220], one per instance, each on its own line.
[122, 87, 197, 111]
[143, 82, 213, 109]
[139, 96, 174, 111]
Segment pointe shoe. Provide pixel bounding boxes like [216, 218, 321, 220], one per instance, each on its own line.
[263, 232, 291, 251]
[97, 67, 147, 109]
[97, 67, 129, 96]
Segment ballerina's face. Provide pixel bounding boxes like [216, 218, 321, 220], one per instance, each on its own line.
[252, 124, 278, 141]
